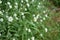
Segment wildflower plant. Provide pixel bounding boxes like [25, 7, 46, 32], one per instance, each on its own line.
[0, 0, 60, 40]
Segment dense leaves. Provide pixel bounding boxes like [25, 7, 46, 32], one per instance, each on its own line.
[0, 0, 60, 40]
[49, 0, 60, 7]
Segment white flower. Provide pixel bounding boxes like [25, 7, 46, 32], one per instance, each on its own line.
[40, 19, 43, 22]
[25, 8, 27, 11]
[15, 17, 18, 20]
[34, 17, 37, 22]
[36, 14, 39, 19]
[28, 38, 30, 40]
[0, 0, 2, 4]
[34, 14, 39, 22]
[21, 12, 24, 15]
[0, 11, 2, 13]
[13, 13, 17, 17]
[38, 2, 41, 5]
[13, 38, 15, 40]
[15, 2, 18, 5]
[33, 14, 35, 17]
[31, 37, 34, 40]
[7, 2, 10, 5]
[26, 28, 28, 31]
[22, 15, 25, 19]
[28, 29, 31, 32]
[14, 5, 18, 8]
[43, 17, 46, 20]
[14, 2, 18, 8]
[21, 0, 23, 3]
[45, 14, 48, 17]
[45, 28, 48, 32]
[27, 3, 30, 7]
[9, 5, 12, 8]
[25, 0, 28, 2]
[0, 18, 3, 22]
[8, 16, 13, 22]
[40, 33, 43, 37]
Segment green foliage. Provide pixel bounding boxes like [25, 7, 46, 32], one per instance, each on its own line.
[0, 0, 60, 40]
[50, 0, 60, 7]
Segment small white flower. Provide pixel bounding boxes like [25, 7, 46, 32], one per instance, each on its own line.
[0, 18, 3, 22]
[25, 0, 28, 2]
[13, 38, 15, 40]
[27, 3, 30, 7]
[9, 5, 12, 8]
[38, 2, 41, 5]
[43, 17, 45, 20]
[40, 33, 43, 37]
[0, 11, 2, 13]
[13, 13, 17, 17]
[26, 28, 28, 31]
[21, 12, 24, 15]
[8, 16, 13, 22]
[33, 14, 35, 17]
[28, 38, 30, 40]
[14, 5, 18, 8]
[31, 37, 34, 40]
[45, 28, 48, 32]
[34, 17, 37, 22]
[15, 2, 18, 5]
[28, 29, 31, 32]
[22, 15, 25, 19]
[33, 14, 39, 22]
[36, 14, 39, 19]
[7, 2, 10, 5]
[0, 0, 2, 4]
[21, 0, 23, 3]
[45, 14, 48, 17]
[15, 17, 18, 20]
[40, 19, 43, 22]
[25, 8, 27, 11]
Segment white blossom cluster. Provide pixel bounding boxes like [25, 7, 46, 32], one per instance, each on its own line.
[13, 13, 18, 20]
[8, 16, 13, 22]
[0, 0, 50, 40]
[28, 36, 35, 40]
[7, 2, 12, 8]
[14, 2, 18, 9]
[26, 28, 31, 32]
[33, 14, 39, 22]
